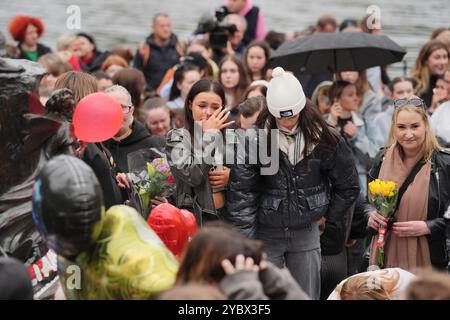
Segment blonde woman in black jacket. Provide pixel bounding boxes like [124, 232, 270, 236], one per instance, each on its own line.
[367, 98, 450, 271]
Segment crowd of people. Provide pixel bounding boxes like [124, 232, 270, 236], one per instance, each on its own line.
[1, 0, 450, 300]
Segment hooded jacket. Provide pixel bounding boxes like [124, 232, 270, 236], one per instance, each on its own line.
[103, 120, 165, 173]
[219, 262, 310, 300]
[326, 111, 383, 177]
[359, 89, 383, 123]
[133, 34, 181, 91]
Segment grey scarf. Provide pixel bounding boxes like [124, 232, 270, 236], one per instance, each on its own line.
[277, 123, 305, 165]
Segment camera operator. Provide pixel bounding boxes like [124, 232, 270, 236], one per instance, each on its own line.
[221, 15, 247, 59]
[195, 10, 248, 65]
[223, 0, 267, 46]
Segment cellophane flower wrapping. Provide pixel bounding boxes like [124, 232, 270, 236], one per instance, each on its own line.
[127, 148, 175, 219]
[368, 179, 398, 268]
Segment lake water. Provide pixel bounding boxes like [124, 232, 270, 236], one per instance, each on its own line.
[1, 0, 449, 77]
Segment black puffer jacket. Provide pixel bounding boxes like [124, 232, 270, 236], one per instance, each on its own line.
[368, 148, 450, 269]
[225, 133, 360, 248]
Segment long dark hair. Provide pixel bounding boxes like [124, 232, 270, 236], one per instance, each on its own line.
[112, 68, 146, 115]
[411, 39, 449, 95]
[255, 99, 340, 158]
[176, 222, 264, 285]
[243, 40, 271, 81]
[388, 76, 415, 93]
[328, 80, 353, 102]
[169, 63, 201, 101]
[336, 70, 370, 100]
[218, 55, 250, 110]
[184, 79, 226, 135]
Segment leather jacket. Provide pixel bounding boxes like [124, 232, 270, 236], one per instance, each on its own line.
[165, 128, 224, 225]
[368, 148, 450, 269]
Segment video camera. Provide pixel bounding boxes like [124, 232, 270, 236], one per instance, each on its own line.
[195, 7, 237, 50]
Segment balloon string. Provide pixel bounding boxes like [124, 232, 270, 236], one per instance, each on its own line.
[0, 244, 9, 258]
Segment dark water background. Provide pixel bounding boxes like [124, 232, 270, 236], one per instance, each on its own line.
[1, 0, 449, 77]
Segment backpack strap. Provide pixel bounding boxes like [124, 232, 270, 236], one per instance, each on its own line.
[138, 41, 151, 68]
[139, 38, 184, 68]
[156, 67, 176, 95]
[175, 38, 186, 58]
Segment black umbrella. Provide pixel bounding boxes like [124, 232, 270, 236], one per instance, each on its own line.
[269, 32, 406, 74]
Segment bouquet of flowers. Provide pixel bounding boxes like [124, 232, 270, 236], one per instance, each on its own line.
[368, 179, 398, 268]
[127, 148, 176, 219]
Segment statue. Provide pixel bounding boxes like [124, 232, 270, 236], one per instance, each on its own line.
[0, 58, 74, 296]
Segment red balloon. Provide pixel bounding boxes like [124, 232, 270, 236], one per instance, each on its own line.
[148, 204, 189, 258]
[180, 209, 197, 237]
[73, 92, 123, 142]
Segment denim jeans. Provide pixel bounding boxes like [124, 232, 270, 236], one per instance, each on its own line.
[256, 222, 321, 300]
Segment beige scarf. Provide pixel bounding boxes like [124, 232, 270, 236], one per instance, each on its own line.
[369, 144, 432, 270]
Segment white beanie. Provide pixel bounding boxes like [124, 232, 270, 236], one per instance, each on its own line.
[266, 67, 306, 118]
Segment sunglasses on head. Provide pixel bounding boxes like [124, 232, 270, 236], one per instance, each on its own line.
[393, 98, 426, 109]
